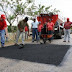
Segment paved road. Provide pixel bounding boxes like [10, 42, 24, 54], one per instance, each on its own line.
[0, 34, 72, 72]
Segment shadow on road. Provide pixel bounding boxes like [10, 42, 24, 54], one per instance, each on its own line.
[0, 44, 70, 66]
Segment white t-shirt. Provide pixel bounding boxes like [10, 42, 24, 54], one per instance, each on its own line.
[31, 21, 39, 28]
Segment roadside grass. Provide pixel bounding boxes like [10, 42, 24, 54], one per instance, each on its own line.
[0, 33, 32, 46]
[5, 37, 32, 46]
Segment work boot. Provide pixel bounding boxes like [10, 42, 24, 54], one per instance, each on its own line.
[14, 43, 18, 46]
[19, 44, 25, 49]
[63, 41, 66, 42]
[40, 42, 43, 44]
[1, 45, 4, 48]
[32, 40, 34, 42]
[36, 40, 39, 43]
[68, 41, 70, 42]
[49, 40, 51, 43]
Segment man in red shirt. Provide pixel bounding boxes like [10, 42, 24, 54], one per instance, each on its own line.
[63, 18, 72, 42]
[0, 14, 8, 48]
[46, 19, 54, 43]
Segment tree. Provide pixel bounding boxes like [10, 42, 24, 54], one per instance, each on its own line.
[51, 8, 60, 14]
[0, 0, 33, 31]
[27, 3, 37, 16]
[37, 4, 45, 15]
[33, 5, 52, 16]
[45, 5, 52, 13]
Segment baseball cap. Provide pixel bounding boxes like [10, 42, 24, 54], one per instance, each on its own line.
[1, 14, 6, 19]
[67, 18, 69, 20]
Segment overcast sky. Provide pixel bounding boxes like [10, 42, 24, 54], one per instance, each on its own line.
[1, 0, 72, 26]
[35, 0, 72, 21]
[1, 0, 72, 21]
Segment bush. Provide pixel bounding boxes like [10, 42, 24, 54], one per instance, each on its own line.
[8, 26, 17, 32]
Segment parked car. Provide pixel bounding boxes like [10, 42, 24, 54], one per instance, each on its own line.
[54, 22, 64, 39]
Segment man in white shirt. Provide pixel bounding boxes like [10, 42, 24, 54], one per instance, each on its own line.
[31, 18, 39, 42]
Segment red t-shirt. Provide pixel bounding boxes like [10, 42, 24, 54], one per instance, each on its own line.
[47, 22, 54, 31]
[25, 26, 28, 32]
[0, 20, 7, 30]
[38, 24, 43, 32]
[64, 22, 72, 29]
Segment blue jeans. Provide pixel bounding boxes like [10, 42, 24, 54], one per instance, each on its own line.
[0, 30, 5, 46]
[32, 28, 38, 41]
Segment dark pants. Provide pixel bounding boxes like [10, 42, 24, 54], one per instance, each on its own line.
[32, 28, 38, 41]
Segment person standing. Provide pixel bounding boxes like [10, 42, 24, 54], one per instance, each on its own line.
[0, 14, 8, 48]
[63, 18, 72, 42]
[46, 19, 54, 43]
[15, 17, 29, 47]
[31, 18, 39, 42]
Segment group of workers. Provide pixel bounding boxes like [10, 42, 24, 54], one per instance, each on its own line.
[0, 14, 72, 48]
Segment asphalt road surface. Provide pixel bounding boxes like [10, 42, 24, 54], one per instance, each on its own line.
[0, 34, 72, 72]
[0, 44, 70, 66]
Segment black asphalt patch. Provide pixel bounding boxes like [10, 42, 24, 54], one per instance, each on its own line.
[0, 44, 70, 66]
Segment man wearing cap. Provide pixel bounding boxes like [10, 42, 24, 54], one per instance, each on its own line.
[15, 17, 29, 48]
[63, 18, 72, 42]
[31, 18, 39, 42]
[0, 14, 8, 48]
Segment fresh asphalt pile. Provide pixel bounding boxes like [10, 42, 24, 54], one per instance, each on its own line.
[0, 44, 70, 66]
